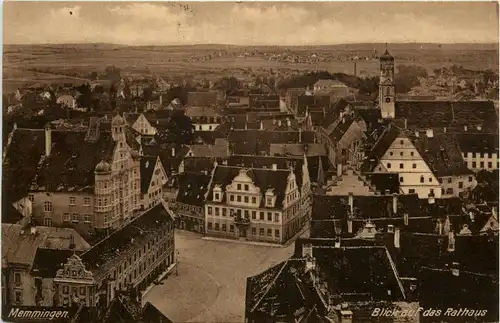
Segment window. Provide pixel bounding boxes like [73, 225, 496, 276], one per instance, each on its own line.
[275, 229, 280, 238]
[215, 208, 220, 216]
[488, 152, 493, 158]
[387, 163, 391, 169]
[230, 195, 234, 202]
[252, 211, 256, 219]
[229, 225, 234, 232]
[251, 197, 256, 204]
[244, 184, 249, 191]
[28, 194, 34, 202]
[468, 176, 473, 182]
[15, 291, 22, 303]
[84, 214, 91, 223]
[215, 193, 220, 200]
[267, 212, 272, 221]
[472, 161, 477, 168]
[208, 207, 213, 215]
[259, 228, 264, 236]
[267, 229, 272, 236]
[458, 182, 463, 189]
[222, 208, 227, 217]
[221, 224, 227, 231]
[420, 176, 424, 183]
[244, 210, 249, 218]
[63, 286, 69, 294]
[410, 152, 414, 156]
[399, 163, 404, 169]
[400, 140, 404, 145]
[69, 196, 76, 205]
[14, 272, 21, 284]
[428, 177, 432, 182]
[44, 218, 53, 227]
[237, 184, 241, 190]
[446, 188, 454, 195]
[237, 195, 241, 202]
[400, 152, 404, 156]
[252, 227, 256, 235]
[480, 161, 485, 168]
[274, 213, 280, 222]
[215, 223, 220, 231]
[412, 163, 417, 169]
[447, 178, 452, 184]
[389, 152, 394, 156]
[472, 152, 477, 158]
[244, 196, 249, 203]
[488, 162, 493, 169]
[84, 197, 90, 205]
[266, 197, 273, 205]
[208, 222, 213, 230]
[408, 189, 415, 194]
[80, 287, 86, 296]
[480, 153, 484, 158]
[260, 212, 264, 220]
[399, 177, 404, 183]
[71, 213, 79, 222]
[43, 201, 53, 212]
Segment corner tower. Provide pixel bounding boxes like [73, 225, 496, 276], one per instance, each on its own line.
[379, 45, 395, 118]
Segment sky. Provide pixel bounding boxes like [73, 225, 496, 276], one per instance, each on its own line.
[3, 2, 499, 46]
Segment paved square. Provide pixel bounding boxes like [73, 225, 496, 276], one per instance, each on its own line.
[144, 230, 295, 323]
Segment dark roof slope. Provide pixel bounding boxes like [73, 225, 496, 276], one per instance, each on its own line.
[454, 133, 499, 153]
[31, 248, 74, 278]
[228, 130, 316, 155]
[187, 91, 218, 107]
[361, 125, 402, 172]
[140, 156, 158, 194]
[176, 172, 211, 206]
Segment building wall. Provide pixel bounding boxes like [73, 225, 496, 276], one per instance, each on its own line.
[327, 169, 375, 196]
[462, 152, 499, 172]
[374, 135, 442, 199]
[31, 192, 94, 233]
[4, 268, 34, 306]
[132, 114, 157, 136]
[142, 159, 168, 210]
[335, 121, 365, 165]
[440, 174, 477, 198]
[176, 202, 204, 233]
[193, 123, 220, 131]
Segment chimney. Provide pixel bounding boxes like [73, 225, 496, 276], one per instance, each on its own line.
[171, 147, 176, 157]
[334, 237, 341, 248]
[476, 124, 482, 131]
[69, 234, 76, 249]
[30, 226, 37, 235]
[45, 124, 52, 157]
[447, 231, 455, 252]
[347, 218, 353, 234]
[340, 111, 344, 119]
[414, 131, 420, 138]
[302, 243, 313, 258]
[404, 118, 408, 129]
[354, 61, 357, 76]
[451, 262, 460, 276]
[159, 95, 163, 106]
[403, 213, 409, 226]
[337, 164, 343, 177]
[272, 164, 277, 171]
[348, 192, 354, 215]
[278, 119, 282, 127]
[426, 129, 434, 138]
[342, 117, 346, 124]
[394, 227, 400, 248]
[443, 127, 447, 133]
[299, 129, 302, 143]
[392, 194, 398, 215]
[437, 220, 443, 235]
[428, 191, 435, 204]
[387, 224, 394, 233]
[259, 120, 264, 130]
[287, 118, 291, 127]
[13, 123, 17, 130]
[464, 125, 468, 132]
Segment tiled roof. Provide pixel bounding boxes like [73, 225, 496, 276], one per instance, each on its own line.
[140, 156, 158, 194]
[228, 130, 316, 155]
[249, 94, 280, 111]
[365, 173, 401, 194]
[31, 248, 75, 278]
[2, 224, 90, 266]
[321, 98, 350, 129]
[187, 91, 218, 107]
[297, 95, 331, 117]
[2, 204, 24, 224]
[412, 132, 473, 177]
[142, 302, 174, 323]
[313, 245, 405, 301]
[187, 143, 229, 157]
[395, 101, 498, 131]
[29, 130, 116, 192]
[314, 79, 347, 88]
[185, 106, 221, 117]
[3, 129, 46, 204]
[454, 133, 499, 153]
[269, 143, 327, 157]
[182, 157, 220, 174]
[361, 125, 401, 172]
[206, 166, 290, 209]
[80, 201, 174, 281]
[176, 173, 211, 206]
[327, 118, 356, 143]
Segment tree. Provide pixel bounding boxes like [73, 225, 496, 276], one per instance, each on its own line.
[75, 84, 92, 111]
[104, 65, 121, 82]
[161, 111, 193, 144]
[142, 87, 153, 102]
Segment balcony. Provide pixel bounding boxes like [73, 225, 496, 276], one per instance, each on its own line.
[233, 214, 250, 226]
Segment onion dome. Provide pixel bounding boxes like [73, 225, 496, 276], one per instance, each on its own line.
[380, 49, 394, 61]
[95, 160, 111, 173]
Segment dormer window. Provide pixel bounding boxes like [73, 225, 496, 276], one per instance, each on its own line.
[213, 185, 222, 202]
[265, 189, 275, 207]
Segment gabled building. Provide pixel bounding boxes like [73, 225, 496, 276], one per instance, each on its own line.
[140, 156, 168, 210]
[175, 172, 211, 233]
[362, 124, 476, 199]
[205, 165, 311, 244]
[185, 106, 223, 131]
[455, 133, 499, 172]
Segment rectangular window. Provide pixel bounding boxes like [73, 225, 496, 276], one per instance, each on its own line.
[214, 193, 220, 200]
[400, 176, 404, 183]
[251, 211, 256, 219]
[69, 196, 76, 205]
[488, 162, 493, 169]
[84, 214, 91, 223]
[222, 208, 227, 217]
[399, 163, 404, 169]
[208, 207, 213, 215]
[237, 184, 241, 190]
[472, 161, 477, 168]
[488, 152, 492, 158]
[63, 213, 70, 222]
[215, 207, 220, 216]
[15, 291, 22, 303]
[458, 182, 463, 189]
[408, 189, 415, 194]
[400, 152, 404, 156]
[244, 196, 249, 203]
[266, 197, 272, 205]
[410, 152, 414, 156]
[480, 161, 485, 168]
[229, 225, 234, 232]
[244, 184, 249, 191]
[472, 152, 477, 158]
[274, 213, 280, 222]
[84, 197, 90, 205]
[275, 229, 280, 238]
[14, 272, 21, 284]
[221, 224, 227, 231]
[412, 163, 416, 169]
[428, 177, 432, 182]
[237, 195, 241, 202]
[251, 197, 256, 204]
[480, 153, 484, 158]
[259, 228, 264, 236]
[447, 178, 452, 184]
[469, 176, 473, 182]
[267, 212, 272, 221]
[230, 195, 234, 202]
[259, 212, 264, 220]
[267, 229, 272, 236]
[72, 213, 79, 222]
[252, 227, 256, 235]
[208, 222, 213, 230]
[215, 223, 220, 231]
[244, 210, 249, 218]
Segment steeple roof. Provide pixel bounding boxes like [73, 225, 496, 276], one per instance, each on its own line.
[380, 48, 394, 61]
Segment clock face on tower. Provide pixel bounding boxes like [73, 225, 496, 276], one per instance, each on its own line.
[385, 98, 391, 103]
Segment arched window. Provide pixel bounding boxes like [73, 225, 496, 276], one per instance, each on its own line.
[386, 87, 390, 96]
[43, 201, 53, 212]
[420, 176, 425, 183]
[44, 218, 53, 227]
[387, 163, 392, 169]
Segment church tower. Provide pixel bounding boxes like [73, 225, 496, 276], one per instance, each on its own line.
[379, 45, 395, 118]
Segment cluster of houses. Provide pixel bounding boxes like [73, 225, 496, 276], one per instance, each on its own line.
[2, 47, 498, 322]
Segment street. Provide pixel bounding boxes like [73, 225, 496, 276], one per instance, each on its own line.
[144, 230, 295, 323]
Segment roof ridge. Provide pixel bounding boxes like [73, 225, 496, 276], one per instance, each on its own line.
[251, 260, 290, 313]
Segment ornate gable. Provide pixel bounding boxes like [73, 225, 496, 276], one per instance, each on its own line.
[54, 254, 94, 284]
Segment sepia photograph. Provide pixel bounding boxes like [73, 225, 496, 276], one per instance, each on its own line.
[1, 1, 499, 322]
